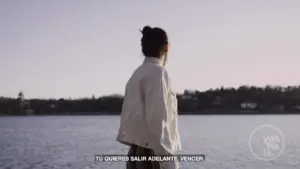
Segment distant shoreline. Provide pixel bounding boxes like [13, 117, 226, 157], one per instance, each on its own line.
[3, 85, 300, 116]
[0, 111, 299, 117]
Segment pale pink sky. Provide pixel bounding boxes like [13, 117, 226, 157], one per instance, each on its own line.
[0, 0, 300, 98]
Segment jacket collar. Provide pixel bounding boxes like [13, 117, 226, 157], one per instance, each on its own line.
[143, 57, 163, 66]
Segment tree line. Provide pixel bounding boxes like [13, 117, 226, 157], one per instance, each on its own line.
[1, 85, 300, 115]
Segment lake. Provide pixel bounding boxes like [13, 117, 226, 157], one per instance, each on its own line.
[0, 115, 299, 169]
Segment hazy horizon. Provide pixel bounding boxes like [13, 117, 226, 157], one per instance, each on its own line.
[1, 0, 300, 99]
[2, 85, 300, 100]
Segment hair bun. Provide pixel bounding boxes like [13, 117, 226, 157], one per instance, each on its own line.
[142, 26, 153, 36]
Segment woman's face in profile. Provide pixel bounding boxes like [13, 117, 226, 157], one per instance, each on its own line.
[162, 42, 170, 66]
[164, 42, 170, 54]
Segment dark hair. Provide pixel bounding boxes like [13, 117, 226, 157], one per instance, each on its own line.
[141, 26, 168, 58]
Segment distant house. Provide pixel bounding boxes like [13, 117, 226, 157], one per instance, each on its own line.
[212, 96, 222, 106]
[50, 104, 56, 109]
[20, 100, 35, 115]
[240, 102, 258, 109]
[275, 104, 285, 112]
[294, 105, 300, 111]
[20, 100, 30, 109]
[179, 95, 198, 111]
[25, 109, 34, 116]
[181, 96, 198, 104]
[181, 95, 193, 100]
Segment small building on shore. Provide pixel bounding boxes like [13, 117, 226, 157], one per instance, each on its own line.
[25, 109, 34, 115]
[212, 96, 222, 106]
[240, 102, 258, 109]
[294, 105, 300, 111]
[275, 104, 285, 112]
[239, 102, 259, 112]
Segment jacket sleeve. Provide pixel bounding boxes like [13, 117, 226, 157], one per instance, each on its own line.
[144, 68, 179, 169]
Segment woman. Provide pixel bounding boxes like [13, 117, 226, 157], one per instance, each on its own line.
[116, 25, 182, 169]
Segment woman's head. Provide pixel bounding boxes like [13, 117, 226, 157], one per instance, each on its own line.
[141, 26, 169, 59]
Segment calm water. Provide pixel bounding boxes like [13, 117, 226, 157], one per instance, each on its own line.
[0, 115, 299, 169]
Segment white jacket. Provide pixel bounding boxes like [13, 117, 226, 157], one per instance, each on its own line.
[116, 57, 182, 169]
